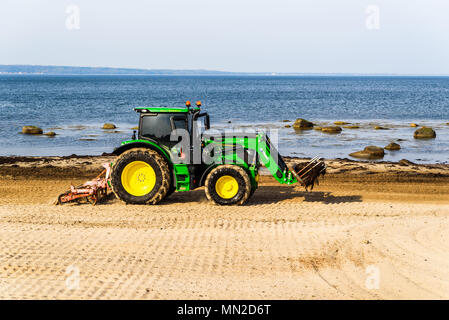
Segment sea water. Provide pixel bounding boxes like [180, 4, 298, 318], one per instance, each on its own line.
[1, 75, 448, 163]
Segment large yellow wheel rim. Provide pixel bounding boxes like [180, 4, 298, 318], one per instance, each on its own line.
[121, 161, 156, 196]
[215, 175, 239, 199]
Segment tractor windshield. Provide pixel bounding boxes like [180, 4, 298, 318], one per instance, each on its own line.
[140, 113, 187, 145]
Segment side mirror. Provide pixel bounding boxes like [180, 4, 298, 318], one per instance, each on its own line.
[132, 130, 136, 140]
[205, 115, 210, 130]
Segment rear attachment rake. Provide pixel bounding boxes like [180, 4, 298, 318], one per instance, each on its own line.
[291, 156, 327, 191]
[56, 163, 112, 206]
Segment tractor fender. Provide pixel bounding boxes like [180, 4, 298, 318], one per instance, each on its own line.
[112, 141, 172, 166]
[112, 141, 176, 188]
[199, 163, 252, 187]
[199, 164, 217, 187]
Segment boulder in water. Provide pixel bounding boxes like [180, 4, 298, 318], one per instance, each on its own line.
[102, 123, 116, 129]
[334, 121, 350, 125]
[22, 126, 43, 135]
[284, 124, 291, 128]
[321, 126, 342, 133]
[314, 126, 323, 131]
[350, 146, 385, 159]
[384, 142, 400, 150]
[410, 123, 418, 127]
[44, 131, 57, 137]
[414, 127, 436, 139]
[374, 126, 389, 130]
[293, 118, 314, 130]
[399, 159, 415, 166]
[343, 125, 360, 129]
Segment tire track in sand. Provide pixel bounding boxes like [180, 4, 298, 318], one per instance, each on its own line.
[1, 193, 449, 299]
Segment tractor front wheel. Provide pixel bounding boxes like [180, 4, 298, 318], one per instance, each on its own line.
[111, 148, 171, 204]
[205, 165, 251, 205]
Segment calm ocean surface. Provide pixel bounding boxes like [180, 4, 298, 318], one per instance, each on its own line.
[1, 75, 448, 163]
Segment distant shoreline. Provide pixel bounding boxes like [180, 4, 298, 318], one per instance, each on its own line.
[2, 73, 449, 78]
[1, 65, 448, 77]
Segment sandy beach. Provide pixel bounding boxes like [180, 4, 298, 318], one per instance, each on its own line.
[0, 155, 449, 299]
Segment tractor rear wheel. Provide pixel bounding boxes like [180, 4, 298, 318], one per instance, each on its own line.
[205, 165, 251, 205]
[111, 148, 171, 204]
[165, 185, 176, 198]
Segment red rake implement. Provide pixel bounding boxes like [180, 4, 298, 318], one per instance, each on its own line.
[56, 163, 112, 206]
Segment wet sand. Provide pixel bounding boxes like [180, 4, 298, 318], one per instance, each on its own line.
[0, 155, 449, 299]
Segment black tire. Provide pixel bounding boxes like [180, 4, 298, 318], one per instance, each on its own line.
[111, 148, 171, 204]
[165, 185, 176, 198]
[250, 185, 256, 198]
[205, 165, 251, 205]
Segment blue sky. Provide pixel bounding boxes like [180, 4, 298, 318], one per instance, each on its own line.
[1, 0, 448, 74]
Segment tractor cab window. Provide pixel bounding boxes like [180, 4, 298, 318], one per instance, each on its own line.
[140, 113, 187, 145]
[193, 113, 210, 136]
[172, 117, 187, 131]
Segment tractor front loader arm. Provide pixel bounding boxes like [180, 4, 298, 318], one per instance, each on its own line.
[256, 133, 295, 185]
[256, 133, 326, 190]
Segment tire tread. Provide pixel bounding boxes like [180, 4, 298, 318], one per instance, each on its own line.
[205, 165, 251, 205]
[111, 148, 171, 205]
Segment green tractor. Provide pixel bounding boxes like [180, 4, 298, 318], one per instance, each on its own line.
[110, 101, 326, 205]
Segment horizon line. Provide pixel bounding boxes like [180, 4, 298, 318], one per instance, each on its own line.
[1, 64, 448, 77]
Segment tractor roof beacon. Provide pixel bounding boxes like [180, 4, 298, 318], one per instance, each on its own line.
[110, 101, 326, 205]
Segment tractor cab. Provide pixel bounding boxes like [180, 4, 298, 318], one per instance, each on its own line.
[134, 101, 210, 150]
